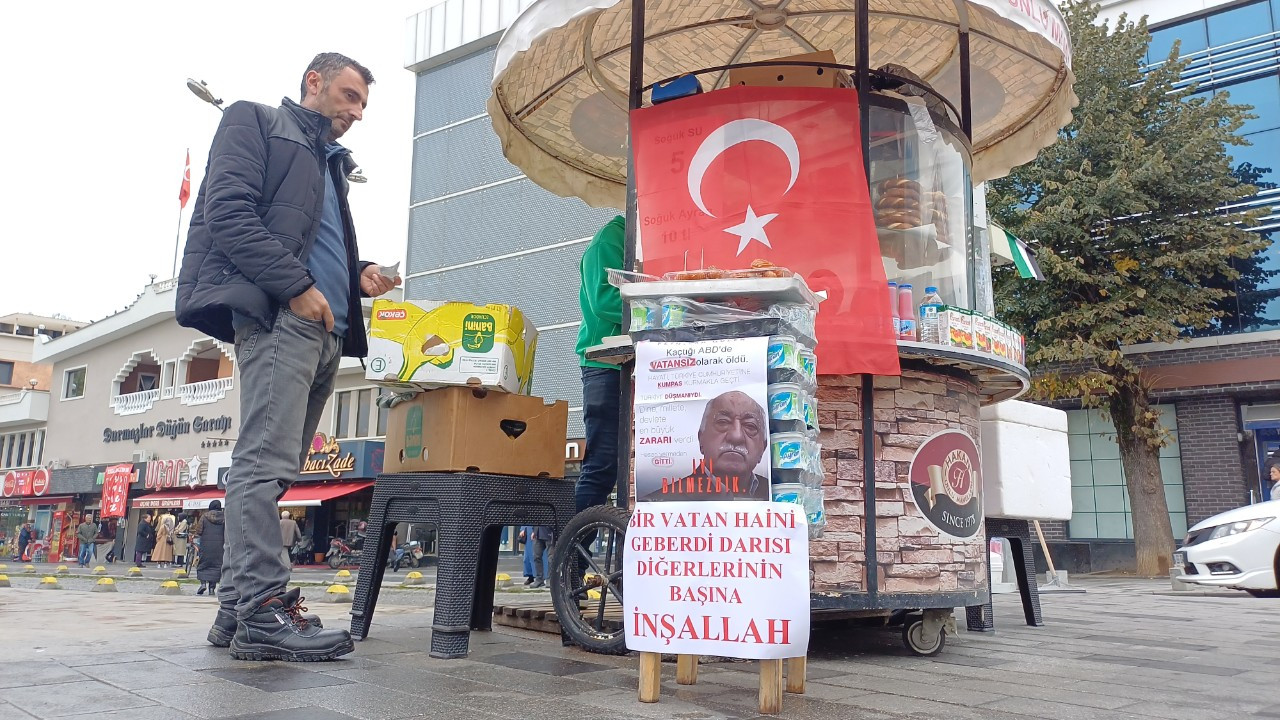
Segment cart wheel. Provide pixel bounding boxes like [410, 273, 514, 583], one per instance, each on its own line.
[902, 614, 946, 656]
[550, 504, 630, 655]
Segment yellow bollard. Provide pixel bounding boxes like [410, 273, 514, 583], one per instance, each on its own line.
[0, 574, 10, 587]
[156, 580, 182, 596]
[23, 564, 36, 574]
[55, 565, 70, 575]
[325, 584, 352, 603]
[93, 577, 118, 593]
[402, 571, 426, 586]
[128, 567, 143, 576]
[39, 576, 60, 589]
[92, 566, 107, 575]
[495, 572, 512, 589]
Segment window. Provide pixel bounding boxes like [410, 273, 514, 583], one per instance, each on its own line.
[1219, 76, 1280, 137]
[161, 360, 177, 399]
[1066, 407, 1187, 540]
[1206, 1, 1273, 47]
[0, 361, 13, 386]
[15, 434, 26, 468]
[137, 374, 159, 392]
[1149, 20, 1208, 64]
[63, 366, 86, 400]
[355, 389, 372, 438]
[376, 389, 391, 437]
[335, 392, 352, 439]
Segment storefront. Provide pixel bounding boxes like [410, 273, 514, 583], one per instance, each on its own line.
[1, 467, 75, 560]
[286, 433, 382, 563]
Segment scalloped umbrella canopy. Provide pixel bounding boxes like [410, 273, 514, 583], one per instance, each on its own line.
[490, 0, 1076, 208]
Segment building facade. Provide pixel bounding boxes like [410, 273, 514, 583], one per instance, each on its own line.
[404, 0, 620, 438]
[0, 313, 85, 559]
[30, 280, 389, 563]
[1036, 0, 1280, 571]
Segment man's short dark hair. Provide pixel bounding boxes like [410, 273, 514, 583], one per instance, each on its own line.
[300, 52, 375, 101]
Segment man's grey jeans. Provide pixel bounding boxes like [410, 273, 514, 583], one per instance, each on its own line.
[219, 307, 342, 619]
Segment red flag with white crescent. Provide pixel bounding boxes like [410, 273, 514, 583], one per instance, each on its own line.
[178, 149, 192, 209]
[632, 86, 899, 376]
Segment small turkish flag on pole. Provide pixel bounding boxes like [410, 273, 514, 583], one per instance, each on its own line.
[632, 86, 899, 376]
[178, 149, 192, 209]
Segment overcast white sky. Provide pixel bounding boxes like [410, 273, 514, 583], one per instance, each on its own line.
[0, 1, 438, 323]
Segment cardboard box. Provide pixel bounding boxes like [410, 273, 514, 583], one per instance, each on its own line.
[728, 50, 850, 89]
[385, 387, 569, 478]
[973, 314, 994, 355]
[366, 300, 537, 394]
[940, 307, 974, 349]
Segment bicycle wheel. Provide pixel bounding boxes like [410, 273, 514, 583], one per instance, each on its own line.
[550, 505, 630, 655]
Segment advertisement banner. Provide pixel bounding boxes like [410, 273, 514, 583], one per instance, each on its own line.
[100, 464, 133, 519]
[623, 501, 810, 659]
[633, 338, 770, 503]
[632, 85, 898, 376]
[2, 468, 49, 497]
[907, 430, 984, 538]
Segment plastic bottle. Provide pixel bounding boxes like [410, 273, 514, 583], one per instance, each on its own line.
[918, 286, 945, 344]
[897, 284, 916, 340]
[888, 281, 900, 337]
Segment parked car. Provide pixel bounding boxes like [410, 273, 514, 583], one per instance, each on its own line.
[1175, 500, 1279, 598]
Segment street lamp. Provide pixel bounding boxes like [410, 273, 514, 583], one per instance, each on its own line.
[186, 79, 223, 111]
[184, 77, 369, 183]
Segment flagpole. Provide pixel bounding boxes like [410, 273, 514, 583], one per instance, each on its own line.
[172, 206, 183, 280]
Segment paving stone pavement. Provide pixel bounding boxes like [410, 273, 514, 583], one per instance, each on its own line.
[1, 576, 1277, 719]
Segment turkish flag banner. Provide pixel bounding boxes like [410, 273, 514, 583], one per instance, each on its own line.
[178, 149, 192, 209]
[632, 86, 899, 376]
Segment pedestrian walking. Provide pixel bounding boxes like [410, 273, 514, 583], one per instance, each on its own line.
[152, 513, 176, 568]
[195, 501, 225, 597]
[107, 517, 126, 564]
[530, 525, 555, 589]
[280, 511, 302, 567]
[134, 514, 156, 567]
[176, 51, 399, 662]
[174, 513, 190, 567]
[76, 514, 97, 568]
[17, 522, 32, 562]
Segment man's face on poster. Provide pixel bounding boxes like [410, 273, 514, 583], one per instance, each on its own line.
[697, 391, 767, 480]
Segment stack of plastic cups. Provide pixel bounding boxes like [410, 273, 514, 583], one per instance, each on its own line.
[767, 333, 826, 539]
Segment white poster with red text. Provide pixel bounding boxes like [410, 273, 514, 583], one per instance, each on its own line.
[633, 337, 771, 503]
[623, 501, 810, 659]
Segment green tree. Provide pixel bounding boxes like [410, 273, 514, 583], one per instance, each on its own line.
[987, 0, 1269, 575]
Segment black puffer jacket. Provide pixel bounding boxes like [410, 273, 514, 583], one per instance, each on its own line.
[195, 510, 225, 583]
[176, 98, 370, 357]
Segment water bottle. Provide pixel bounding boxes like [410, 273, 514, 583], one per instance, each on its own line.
[897, 284, 916, 341]
[919, 286, 945, 344]
[888, 282, 900, 337]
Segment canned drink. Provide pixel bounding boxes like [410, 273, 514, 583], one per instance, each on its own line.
[770, 432, 807, 470]
[629, 301, 657, 332]
[768, 382, 804, 421]
[767, 334, 800, 371]
[660, 296, 688, 329]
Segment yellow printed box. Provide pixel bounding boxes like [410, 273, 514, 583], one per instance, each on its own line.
[366, 300, 538, 394]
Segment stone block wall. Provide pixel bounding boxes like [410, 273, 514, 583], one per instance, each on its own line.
[811, 367, 988, 596]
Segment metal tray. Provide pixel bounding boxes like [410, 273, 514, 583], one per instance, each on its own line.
[619, 276, 821, 307]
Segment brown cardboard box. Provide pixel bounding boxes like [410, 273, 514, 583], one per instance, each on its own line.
[385, 387, 569, 478]
[728, 50, 849, 89]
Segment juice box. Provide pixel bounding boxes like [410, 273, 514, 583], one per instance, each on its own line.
[940, 307, 974, 349]
[973, 314, 994, 355]
[366, 299, 538, 394]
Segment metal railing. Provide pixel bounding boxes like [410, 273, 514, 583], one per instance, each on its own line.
[110, 389, 160, 416]
[1145, 29, 1280, 92]
[177, 377, 234, 406]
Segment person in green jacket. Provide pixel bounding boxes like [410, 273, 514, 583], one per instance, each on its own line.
[575, 215, 625, 510]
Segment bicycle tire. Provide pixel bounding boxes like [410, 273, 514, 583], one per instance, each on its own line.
[550, 505, 631, 655]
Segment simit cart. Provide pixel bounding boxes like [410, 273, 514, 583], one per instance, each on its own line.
[487, 0, 1076, 656]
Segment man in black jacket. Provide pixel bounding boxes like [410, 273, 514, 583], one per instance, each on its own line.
[177, 52, 399, 662]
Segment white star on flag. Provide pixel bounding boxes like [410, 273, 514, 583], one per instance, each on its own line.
[723, 205, 778, 255]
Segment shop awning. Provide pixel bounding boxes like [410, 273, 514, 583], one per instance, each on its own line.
[278, 481, 373, 507]
[133, 488, 223, 510]
[989, 223, 1045, 281]
[183, 489, 226, 510]
[0, 495, 74, 506]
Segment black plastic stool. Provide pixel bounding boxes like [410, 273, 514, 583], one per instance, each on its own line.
[348, 472, 576, 658]
[966, 517, 1044, 632]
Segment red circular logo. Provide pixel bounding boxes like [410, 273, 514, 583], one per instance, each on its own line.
[907, 430, 983, 538]
[1, 471, 15, 497]
[31, 468, 49, 496]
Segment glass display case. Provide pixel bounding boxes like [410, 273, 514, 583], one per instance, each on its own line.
[865, 92, 981, 313]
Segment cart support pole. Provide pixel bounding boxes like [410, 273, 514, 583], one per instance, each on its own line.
[855, 0, 879, 600]
[615, 0, 648, 509]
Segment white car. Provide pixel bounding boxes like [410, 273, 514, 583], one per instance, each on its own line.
[1175, 500, 1280, 598]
